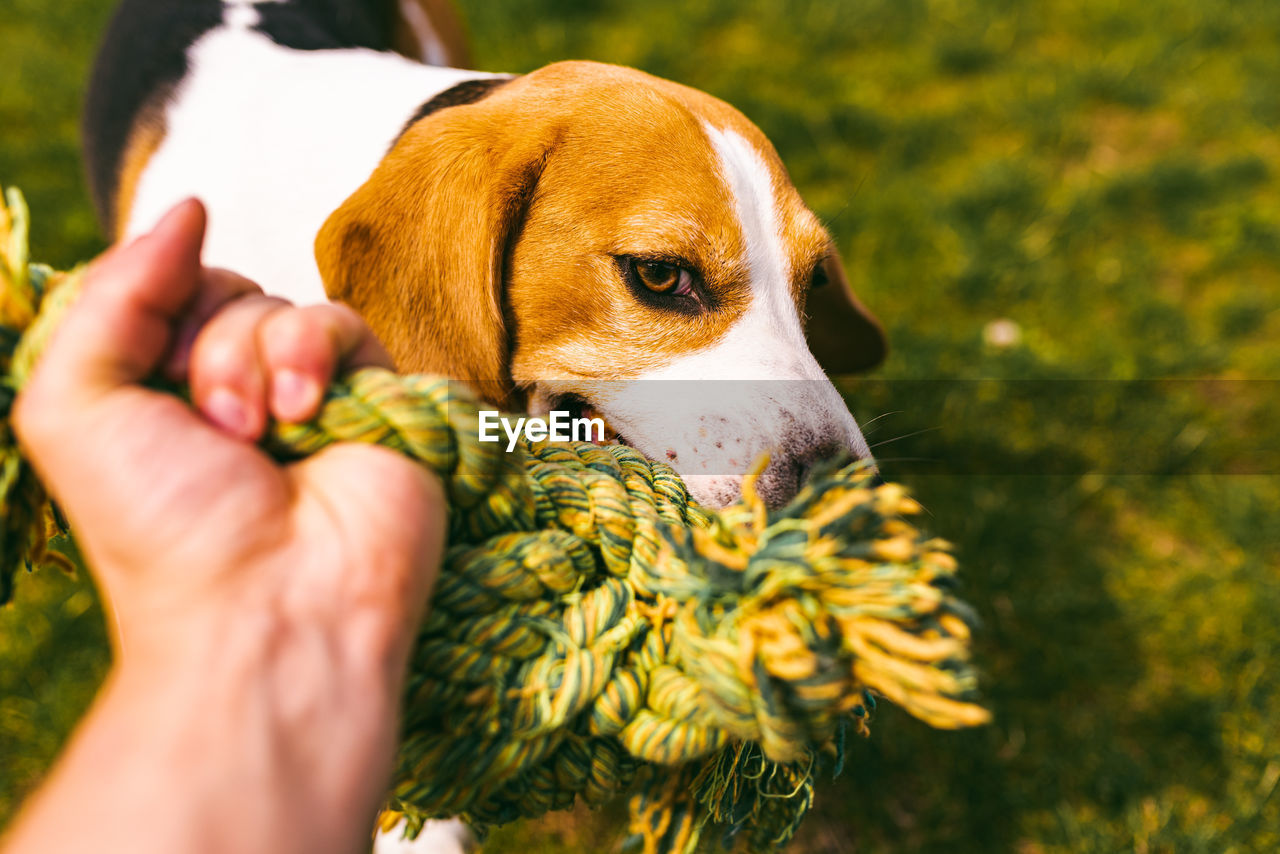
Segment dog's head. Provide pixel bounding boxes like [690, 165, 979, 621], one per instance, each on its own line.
[316, 60, 885, 508]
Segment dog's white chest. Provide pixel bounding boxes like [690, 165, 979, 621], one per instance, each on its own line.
[127, 24, 488, 305]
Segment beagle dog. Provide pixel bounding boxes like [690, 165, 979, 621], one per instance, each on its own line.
[84, 0, 887, 510]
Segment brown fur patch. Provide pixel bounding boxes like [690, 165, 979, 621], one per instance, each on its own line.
[315, 80, 552, 406]
[112, 103, 167, 242]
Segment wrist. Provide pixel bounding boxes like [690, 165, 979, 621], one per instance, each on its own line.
[112, 600, 406, 732]
[95, 604, 403, 854]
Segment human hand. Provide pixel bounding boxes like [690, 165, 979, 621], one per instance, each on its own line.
[6, 200, 445, 854]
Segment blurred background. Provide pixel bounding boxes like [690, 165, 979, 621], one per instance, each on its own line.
[2, 0, 1278, 851]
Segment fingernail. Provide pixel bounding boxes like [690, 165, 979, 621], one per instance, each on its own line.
[271, 369, 320, 422]
[205, 387, 252, 437]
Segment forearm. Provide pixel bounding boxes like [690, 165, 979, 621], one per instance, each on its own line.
[2, 611, 400, 854]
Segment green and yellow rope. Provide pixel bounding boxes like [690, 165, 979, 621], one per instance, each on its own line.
[0, 188, 990, 853]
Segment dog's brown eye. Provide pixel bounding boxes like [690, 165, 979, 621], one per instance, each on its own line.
[635, 259, 685, 293]
[617, 256, 699, 308]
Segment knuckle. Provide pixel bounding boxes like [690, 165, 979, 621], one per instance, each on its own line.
[194, 331, 254, 378]
[261, 312, 327, 367]
[271, 307, 320, 345]
[194, 299, 288, 377]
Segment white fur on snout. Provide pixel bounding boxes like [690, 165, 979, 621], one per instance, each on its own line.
[582, 125, 872, 508]
[585, 374, 869, 508]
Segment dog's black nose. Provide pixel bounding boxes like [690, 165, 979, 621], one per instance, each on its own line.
[755, 440, 860, 509]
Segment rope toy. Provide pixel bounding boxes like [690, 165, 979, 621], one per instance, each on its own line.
[0, 188, 990, 853]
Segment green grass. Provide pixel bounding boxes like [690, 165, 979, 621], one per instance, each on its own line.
[2, 0, 1278, 851]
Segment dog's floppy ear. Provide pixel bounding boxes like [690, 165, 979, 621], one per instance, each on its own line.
[315, 95, 548, 407]
[806, 251, 887, 374]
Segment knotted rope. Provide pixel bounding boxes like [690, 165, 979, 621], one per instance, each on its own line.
[0, 188, 990, 853]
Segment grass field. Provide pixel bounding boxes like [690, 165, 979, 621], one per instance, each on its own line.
[2, 0, 1278, 851]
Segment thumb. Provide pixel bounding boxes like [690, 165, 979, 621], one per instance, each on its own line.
[29, 198, 207, 404]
